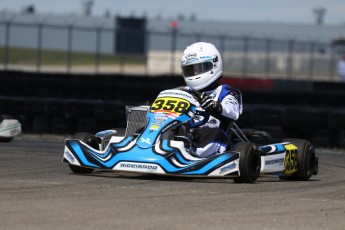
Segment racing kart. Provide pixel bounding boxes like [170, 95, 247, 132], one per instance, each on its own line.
[62, 87, 318, 183]
[0, 115, 21, 142]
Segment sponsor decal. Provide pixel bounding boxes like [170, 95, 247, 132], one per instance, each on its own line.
[152, 117, 167, 125]
[182, 53, 199, 64]
[186, 53, 197, 58]
[154, 116, 167, 121]
[150, 117, 167, 130]
[265, 158, 284, 165]
[185, 58, 198, 64]
[140, 137, 151, 145]
[220, 163, 237, 174]
[161, 120, 179, 133]
[150, 125, 159, 130]
[200, 56, 212, 60]
[65, 150, 75, 162]
[118, 162, 158, 172]
[158, 90, 193, 100]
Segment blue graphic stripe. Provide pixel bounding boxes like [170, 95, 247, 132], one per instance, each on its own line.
[259, 143, 286, 154]
[68, 140, 237, 175]
[161, 140, 175, 152]
[73, 145, 178, 171]
[181, 153, 234, 175]
[70, 141, 100, 168]
[113, 137, 133, 148]
[70, 143, 195, 172]
[276, 143, 285, 152]
[174, 151, 195, 165]
[86, 145, 112, 159]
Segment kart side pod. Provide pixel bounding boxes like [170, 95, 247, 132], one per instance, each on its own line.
[259, 139, 318, 181]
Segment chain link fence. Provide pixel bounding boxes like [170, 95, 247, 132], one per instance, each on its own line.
[0, 16, 340, 81]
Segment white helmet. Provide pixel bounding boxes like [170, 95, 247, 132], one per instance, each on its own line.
[181, 42, 223, 90]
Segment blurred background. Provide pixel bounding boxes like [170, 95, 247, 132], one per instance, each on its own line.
[1, 0, 345, 147]
[1, 0, 345, 79]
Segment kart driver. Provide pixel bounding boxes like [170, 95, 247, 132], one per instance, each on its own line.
[181, 42, 243, 157]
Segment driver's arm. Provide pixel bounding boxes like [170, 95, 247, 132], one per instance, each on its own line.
[220, 93, 241, 120]
[200, 90, 242, 121]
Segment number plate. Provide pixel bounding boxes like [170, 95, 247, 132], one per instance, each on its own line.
[284, 144, 298, 174]
[151, 97, 191, 115]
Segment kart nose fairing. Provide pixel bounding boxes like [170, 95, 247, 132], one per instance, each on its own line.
[63, 136, 240, 177]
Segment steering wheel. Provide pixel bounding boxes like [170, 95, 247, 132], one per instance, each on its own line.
[175, 86, 209, 128]
[175, 86, 202, 100]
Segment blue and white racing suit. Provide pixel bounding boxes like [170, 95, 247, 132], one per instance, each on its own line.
[192, 84, 243, 158]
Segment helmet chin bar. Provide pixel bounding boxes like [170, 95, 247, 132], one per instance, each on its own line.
[184, 71, 222, 91]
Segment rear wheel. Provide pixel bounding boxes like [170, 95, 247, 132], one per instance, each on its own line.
[232, 142, 261, 183]
[280, 138, 317, 181]
[68, 132, 99, 173]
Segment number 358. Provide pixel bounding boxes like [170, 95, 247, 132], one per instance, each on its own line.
[151, 99, 190, 114]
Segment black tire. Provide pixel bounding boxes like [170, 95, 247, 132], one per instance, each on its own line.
[68, 132, 99, 173]
[280, 138, 316, 181]
[232, 142, 261, 183]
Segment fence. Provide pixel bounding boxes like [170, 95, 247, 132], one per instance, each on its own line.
[0, 16, 340, 81]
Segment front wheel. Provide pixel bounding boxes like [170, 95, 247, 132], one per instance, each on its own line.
[232, 142, 261, 183]
[280, 138, 317, 181]
[68, 132, 99, 174]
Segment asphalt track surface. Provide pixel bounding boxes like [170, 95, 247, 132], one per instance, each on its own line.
[1, 136, 345, 230]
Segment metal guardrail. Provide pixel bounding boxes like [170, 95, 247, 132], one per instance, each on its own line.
[0, 18, 340, 81]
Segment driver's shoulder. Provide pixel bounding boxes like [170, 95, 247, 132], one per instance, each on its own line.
[218, 84, 241, 101]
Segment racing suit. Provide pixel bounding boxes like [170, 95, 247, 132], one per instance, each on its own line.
[191, 84, 243, 158]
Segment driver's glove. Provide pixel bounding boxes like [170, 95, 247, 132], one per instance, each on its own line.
[200, 93, 222, 117]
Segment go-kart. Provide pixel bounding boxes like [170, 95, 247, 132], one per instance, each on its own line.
[62, 87, 318, 183]
[0, 115, 21, 142]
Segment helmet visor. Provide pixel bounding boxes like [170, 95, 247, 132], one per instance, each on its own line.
[182, 62, 213, 77]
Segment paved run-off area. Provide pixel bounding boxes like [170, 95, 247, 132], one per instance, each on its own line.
[0, 136, 345, 230]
